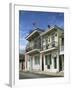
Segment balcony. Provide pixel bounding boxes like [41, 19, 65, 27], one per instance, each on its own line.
[26, 43, 41, 52]
[41, 41, 58, 53]
[25, 44, 41, 55]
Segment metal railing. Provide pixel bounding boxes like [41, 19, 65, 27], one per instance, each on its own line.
[26, 44, 41, 52]
[41, 41, 58, 50]
[26, 41, 58, 52]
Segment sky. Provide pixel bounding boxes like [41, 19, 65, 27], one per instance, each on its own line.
[19, 10, 64, 52]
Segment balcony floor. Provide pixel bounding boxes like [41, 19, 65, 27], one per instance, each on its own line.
[26, 49, 40, 55]
[40, 47, 58, 53]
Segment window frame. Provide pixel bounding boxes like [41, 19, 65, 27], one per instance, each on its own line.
[34, 55, 40, 65]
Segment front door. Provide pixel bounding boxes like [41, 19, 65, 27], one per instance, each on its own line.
[42, 55, 44, 71]
[45, 54, 51, 70]
[59, 55, 64, 71]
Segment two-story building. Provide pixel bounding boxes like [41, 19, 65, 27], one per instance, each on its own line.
[25, 25, 64, 73]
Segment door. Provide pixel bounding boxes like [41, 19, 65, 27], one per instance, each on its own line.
[45, 54, 51, 69]
[42, 55, 44, 71]
[54, 57, 57, 69]
[59, 55, 62, 71]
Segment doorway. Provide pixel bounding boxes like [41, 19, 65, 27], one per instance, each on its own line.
[59, 55, 64, 71]
[42, 55, 44, 71]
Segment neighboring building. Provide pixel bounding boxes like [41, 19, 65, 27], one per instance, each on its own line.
[19, 54, 25, 71]
[25, 25, 64, 73]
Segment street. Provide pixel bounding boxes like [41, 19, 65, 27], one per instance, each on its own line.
[19, 71, 62, 79]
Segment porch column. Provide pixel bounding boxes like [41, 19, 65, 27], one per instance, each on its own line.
[57, 51, 59, 72]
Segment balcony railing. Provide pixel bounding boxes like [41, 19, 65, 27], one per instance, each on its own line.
[26, 44, 41, 52]
[41, 41, 58, 50]
[26, 41, 58, 52]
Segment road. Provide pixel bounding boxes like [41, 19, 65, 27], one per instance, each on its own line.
[19, 71, 60, 79]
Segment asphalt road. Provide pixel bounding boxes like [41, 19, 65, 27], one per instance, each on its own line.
[19, 71, 60, 79]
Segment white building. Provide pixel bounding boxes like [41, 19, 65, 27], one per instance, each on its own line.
[25, 25, 64, 73]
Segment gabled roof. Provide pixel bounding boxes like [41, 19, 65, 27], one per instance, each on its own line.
[26, 28, 44, 40]
[40, 25, 64, 36]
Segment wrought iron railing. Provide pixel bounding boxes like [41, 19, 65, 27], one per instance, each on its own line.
[26, 44, 41, 52]
[41, 41, 58, 50]
[26, 41, 58, 52]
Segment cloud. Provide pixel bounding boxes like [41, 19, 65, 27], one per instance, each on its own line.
[19, 45, 26, 50]
[19, 30, 28, 51]
[19, 34, 28, 51]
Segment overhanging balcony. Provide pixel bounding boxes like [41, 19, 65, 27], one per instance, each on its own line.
[40, 41, 58, 53]
[25, 45, 41, 55]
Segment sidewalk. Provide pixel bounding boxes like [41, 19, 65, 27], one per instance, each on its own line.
[29, 71, 64, 77]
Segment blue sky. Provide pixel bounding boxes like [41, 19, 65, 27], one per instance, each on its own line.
[19, 10, 64, 52]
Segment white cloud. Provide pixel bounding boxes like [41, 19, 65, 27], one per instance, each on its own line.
[19, 45, 26, 50]
[19, 37, 28, 51]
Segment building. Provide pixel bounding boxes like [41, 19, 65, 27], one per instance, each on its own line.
[19, 54, 25, 71]
[25, 25, 64, 73]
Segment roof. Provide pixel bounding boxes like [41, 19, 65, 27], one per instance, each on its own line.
[26, 28, 44, 40]
[40, 25, 64, 36]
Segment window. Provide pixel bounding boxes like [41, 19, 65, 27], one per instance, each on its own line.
[51, 33, 55, 41]
[45, 55, 48, 65]
[46, 39, 48, 44]
[52, 43, 55, 47]
[45, 55, 51, 69]
[42, 39, 45, 44]
[54, 57, 57, 69]
[49, 54, 51, 64]
[61, 38, 64, 46]
[34, 56, 40, 65]
[55, 33, 57, 36]
[46, 44, 49, 49]
[48, 38, 50, 42]
[43, 45, 46, 50]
